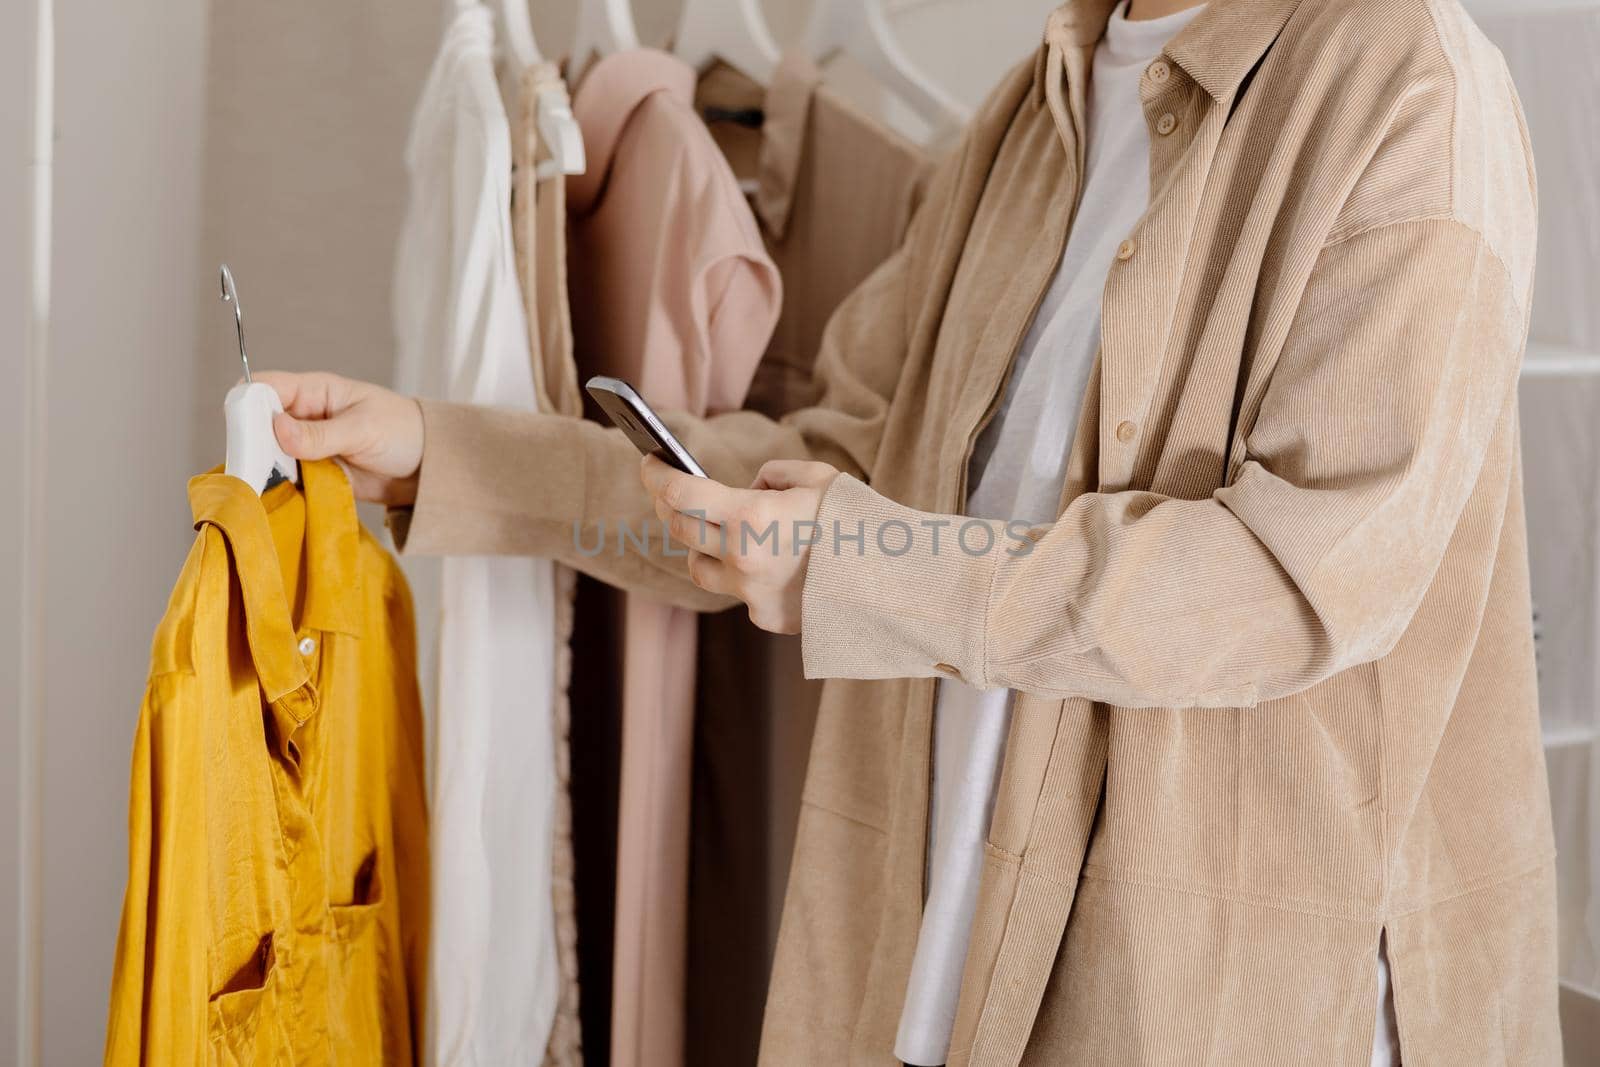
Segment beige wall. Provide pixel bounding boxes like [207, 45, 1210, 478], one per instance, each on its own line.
[191, 2, 442, 467]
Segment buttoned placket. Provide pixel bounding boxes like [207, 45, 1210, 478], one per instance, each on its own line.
[1095, 50, 1218, 492]
[296, 629, 325, 698]
[964, 5, 1328, 1061]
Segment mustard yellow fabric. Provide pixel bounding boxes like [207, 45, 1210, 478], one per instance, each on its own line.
[106, 460, 429, 1065]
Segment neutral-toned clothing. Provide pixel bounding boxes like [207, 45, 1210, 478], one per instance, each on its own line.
[392, 8, 561, 1062]
[699, 55, 932, 419]
[567, 47, 782, 1067]
[109, 461, 428, 1065]
[689, 55, 933, 1067]
[391, 0, 1558, 1061]
[514, 65, 583, 426]
[511, 60, 585, 1067]
[900, 9, 1207, 1061]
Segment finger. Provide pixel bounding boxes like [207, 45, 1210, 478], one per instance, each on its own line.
[640, 455, 748, 523]
[272, 409, 367, 461]
[251, 371, 314, 414]
[751, 459, 836, 492]
[653, 492, 725, 554]
[665, 506, 727, 559]
[685, 549, 737, 597]
[254, 371, 359, 421]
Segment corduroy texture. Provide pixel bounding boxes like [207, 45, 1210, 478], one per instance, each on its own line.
[393, 0, 1559, 1062]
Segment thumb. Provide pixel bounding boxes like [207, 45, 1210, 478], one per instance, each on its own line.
[274, 410, 361, 461]
[752, 460, 836, 492]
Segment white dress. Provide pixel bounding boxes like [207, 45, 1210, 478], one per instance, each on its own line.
[392, 6, 560, 1063]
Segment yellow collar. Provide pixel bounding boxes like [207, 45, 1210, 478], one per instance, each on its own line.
[188, 459, 363, 708]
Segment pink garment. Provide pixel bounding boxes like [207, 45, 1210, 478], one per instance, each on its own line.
[566, 48, 780, 1067]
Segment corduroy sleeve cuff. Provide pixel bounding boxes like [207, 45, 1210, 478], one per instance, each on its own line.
[799, 473, 1004, 687]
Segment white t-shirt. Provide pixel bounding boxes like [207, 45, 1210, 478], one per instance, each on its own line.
[894, 7, 1204, 1062]
[893, 5, 1405, 1062]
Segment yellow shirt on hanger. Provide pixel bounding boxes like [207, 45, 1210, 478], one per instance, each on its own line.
[105, 459, 428, 1066]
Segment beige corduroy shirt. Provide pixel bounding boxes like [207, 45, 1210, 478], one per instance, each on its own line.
[392, 0, 1560, 1061]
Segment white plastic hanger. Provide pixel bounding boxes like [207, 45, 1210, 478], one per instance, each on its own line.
[220, 265, 298, 494]
[674, 0, 780, 83]
[499, 0, 542, 69]
[804, 0, 969, 133]
[534, 88, 587, 180]
[570, 0, 640, 68]
[498, 0, 587, 178]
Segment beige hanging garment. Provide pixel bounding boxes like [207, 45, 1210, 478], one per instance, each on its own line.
[688, 54, 933, 1067]
[510, 61, 585, 1067]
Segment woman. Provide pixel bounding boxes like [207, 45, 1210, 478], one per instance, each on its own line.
[261, 0, 1557, 1061]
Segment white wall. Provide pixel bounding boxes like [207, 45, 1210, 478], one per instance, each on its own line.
[1, 0, 42, 1059]
[30, 2, 210, 1064]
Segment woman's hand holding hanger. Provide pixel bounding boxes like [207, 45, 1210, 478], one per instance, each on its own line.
[253, 368, 838, 635]
[253, 371, 425, 507]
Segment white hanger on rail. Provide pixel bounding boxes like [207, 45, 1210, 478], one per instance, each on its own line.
[498, 0, 587, 178]
[674, 0, 780, 82]
[499, 0, 542, 68]
[220, 265, 299, 494]
[571, 0, 640, 68]
[804, 0, 969, 133]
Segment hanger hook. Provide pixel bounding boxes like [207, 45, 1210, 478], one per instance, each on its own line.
[219, 264, 250, 383]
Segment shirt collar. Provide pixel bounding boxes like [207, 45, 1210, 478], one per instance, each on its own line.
[567, 47, 698, 215]
[1039, 0, 1305, 105]
[188, 459, 364, 702]
[1163, 0, 1305, 102]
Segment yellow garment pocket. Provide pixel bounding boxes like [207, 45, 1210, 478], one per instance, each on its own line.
[208, 932, 280, 1065]
[329, 849, 389, 1061]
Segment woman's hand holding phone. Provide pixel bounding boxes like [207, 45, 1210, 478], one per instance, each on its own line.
[639, 455, 840, 635]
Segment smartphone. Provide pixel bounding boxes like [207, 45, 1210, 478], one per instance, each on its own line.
[585, 376, 709, 478]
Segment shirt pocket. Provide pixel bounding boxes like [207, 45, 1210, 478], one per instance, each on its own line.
[328, 848, 391, 1061]
[208, 931, 280, 1066]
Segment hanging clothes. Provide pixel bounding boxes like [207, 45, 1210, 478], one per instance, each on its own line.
[105, 460, 429, 1065]
[510, 60, 585, 1067]
[689, 53, 932, 1067]
[699, 54, 932, 418]
[566, 47, 781, 1067]
[392, 6, 562, 1064]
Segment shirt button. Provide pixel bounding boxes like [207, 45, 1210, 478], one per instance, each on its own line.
[298, 636, 317, 656]
[933, 662, 961, 678]
[1115, 420, 1138, 443]
[1156, 112, 1178, 136]
[1116, 238, 1137, 261]
[1147, 60, 1171, 84]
